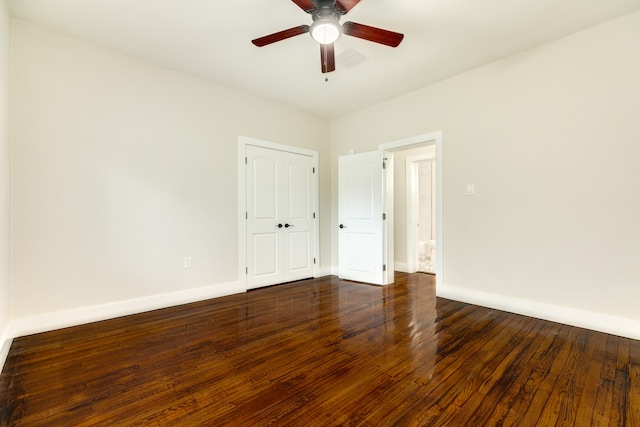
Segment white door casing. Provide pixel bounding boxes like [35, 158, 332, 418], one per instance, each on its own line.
[246, 144, 315, 289]
[383, 152, 394, 285]
[338, 151, 386, 285]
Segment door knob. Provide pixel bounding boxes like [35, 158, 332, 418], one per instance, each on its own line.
[284, 223, 294, 228]
[277, 223, 283, 228]
[339, 224, 346, 229]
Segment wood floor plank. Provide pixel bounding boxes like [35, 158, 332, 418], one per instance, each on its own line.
[587, 333, 619, 427]
[1, 273, 638, 426]
[537, 328, 595, 426]
[475, 321, 561, 426]
[517, 325, 574, 425]
[574, 332, 608, 425]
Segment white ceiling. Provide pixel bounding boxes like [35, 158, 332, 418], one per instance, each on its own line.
[7, 0, 640, 118]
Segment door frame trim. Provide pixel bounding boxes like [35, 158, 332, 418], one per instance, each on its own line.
[238, 136, 320, 290]
[378, 131, 443, 289]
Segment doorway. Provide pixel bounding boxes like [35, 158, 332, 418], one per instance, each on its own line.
[406, 153, 436, 274]
[379, 131, 443, 288]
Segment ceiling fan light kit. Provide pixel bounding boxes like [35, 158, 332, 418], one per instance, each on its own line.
[310, 20, 341, 44]
[251, 0, 404, 73]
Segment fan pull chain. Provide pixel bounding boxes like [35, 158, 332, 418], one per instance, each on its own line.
[322, 43, 330, 81]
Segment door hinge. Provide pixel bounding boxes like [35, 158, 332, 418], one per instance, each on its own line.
[382, 161, 386, 170]
[246, 267, 248, 274]
[313, 212, 316, 219]
[245, 156, 247, 165]
[383, 264, 387, 271]
[383, 213, 386, 220]
[314, 258, 316, 264]
[313, 167, 315, 174]
[246, 212, 248, 220]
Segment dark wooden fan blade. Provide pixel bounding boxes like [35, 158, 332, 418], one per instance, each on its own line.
[342, 21, 404, 47]
[320, 43, 335, 73]
[291, 0, 315, 13]
[252, 25, 310, 47]
[336, 0, 361, 13]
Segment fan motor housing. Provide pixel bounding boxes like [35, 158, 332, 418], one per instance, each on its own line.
[312, 4, 341, 23]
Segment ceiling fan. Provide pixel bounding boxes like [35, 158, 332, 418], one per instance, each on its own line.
[251, 0, 404, 73]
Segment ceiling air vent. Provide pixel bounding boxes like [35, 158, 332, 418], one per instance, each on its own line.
[336, 48, 368, 69]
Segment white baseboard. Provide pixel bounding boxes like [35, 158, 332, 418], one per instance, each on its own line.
[437, 285, 640, 341]
[315, 266, 333, 278]
[12, 281, 245, 338]
[394, 262, 409, 273]
[1, 321, 13, 372]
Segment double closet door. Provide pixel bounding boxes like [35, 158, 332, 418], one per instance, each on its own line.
[246, 145, 315, 289]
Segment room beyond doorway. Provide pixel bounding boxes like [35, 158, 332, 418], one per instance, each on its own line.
[391, 146, 436, 274]
[408, 154, 436, 274]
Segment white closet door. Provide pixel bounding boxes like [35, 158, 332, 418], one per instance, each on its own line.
[282, 151, 315, 282]
[338, 151, 385, 285]
[246, 145, 314, 289]
[247, 146, 283, 288]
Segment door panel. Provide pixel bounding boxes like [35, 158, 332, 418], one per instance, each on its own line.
[252, 233, 279, 278]
[253, 157, 278, 219]
[288, 162, 310, 219]
[288, 231, 311, 272]
[346, 233, 375, 272]
[346, 162, 375, 219]
[339, 151, 384, 285]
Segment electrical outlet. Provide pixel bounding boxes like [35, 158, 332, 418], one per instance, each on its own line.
[183, 256, 192, 269]
[466, 184, 475, 195]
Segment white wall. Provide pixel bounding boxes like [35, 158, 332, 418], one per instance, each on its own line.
[10, 21, 331, 333]
[0, 1, 12, 362]
[7, 10, 640, 341]
[331, 11, 640, 338]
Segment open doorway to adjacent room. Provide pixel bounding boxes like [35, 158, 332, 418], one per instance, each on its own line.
[389, 146, 436, 275]
[378, 131, 442, 287]
[406, 152, 436, 274]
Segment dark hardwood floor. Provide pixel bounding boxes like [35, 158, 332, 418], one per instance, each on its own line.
[1, 273, 638, 426]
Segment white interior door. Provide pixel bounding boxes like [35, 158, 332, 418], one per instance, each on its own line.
[246, 145, 281, 288]
[338, 151, 385, 285]
[246, 145, 314, 289]
[281, 151, 315, 282]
